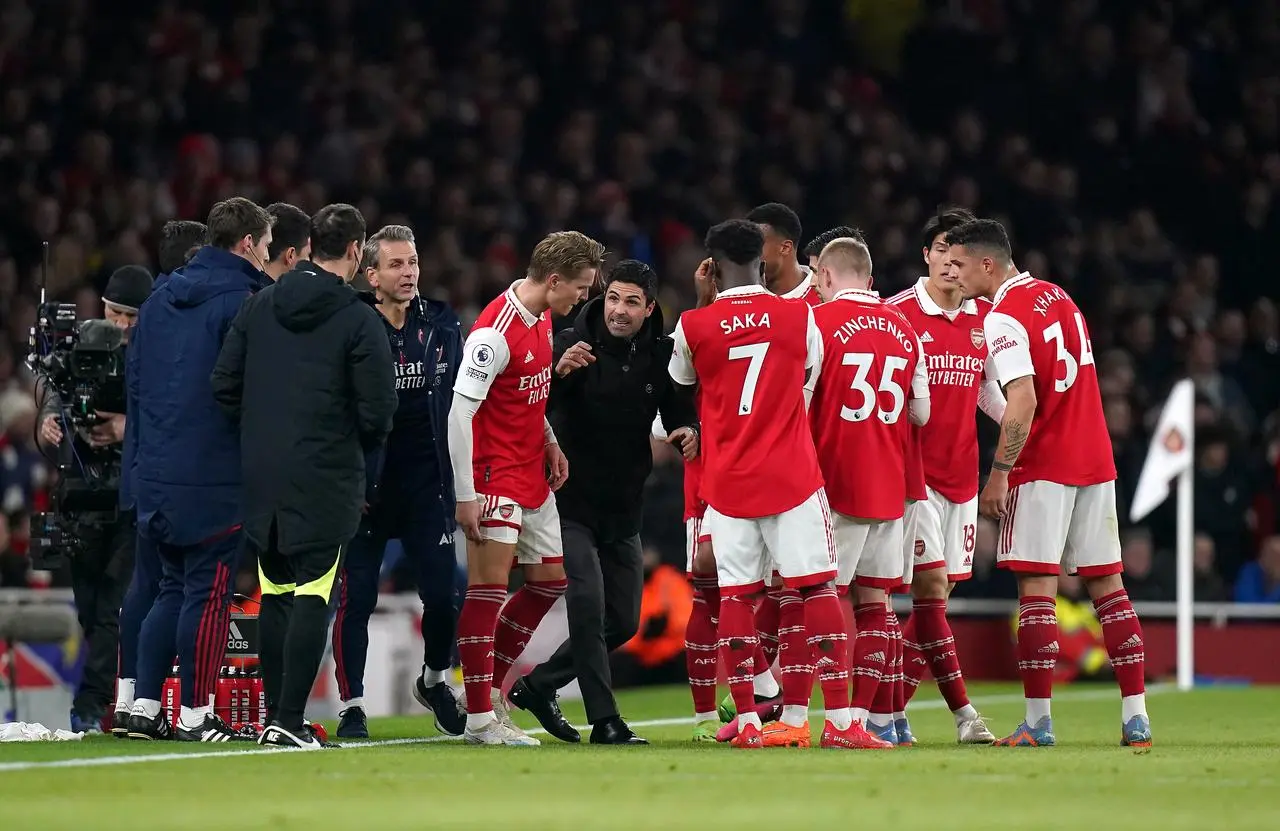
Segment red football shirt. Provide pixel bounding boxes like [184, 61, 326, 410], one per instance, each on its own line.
[453, 282, 554, 508]
[669, 285, 824, 518]
[985, 273, 1116, 487]
[890, 278, 997, 503]
[810, 289, 927, 520]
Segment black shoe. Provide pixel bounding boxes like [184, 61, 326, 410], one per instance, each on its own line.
[507, 678, 580, 743]
[126, 711, 173, 741]
[258, 721, 339, 750]
[412, 676, 466, 737]
[111, 711, 130, 738]
[176, 714, 246, 743]
[336, 705, 369, 739]
[589, 717, 648, 745]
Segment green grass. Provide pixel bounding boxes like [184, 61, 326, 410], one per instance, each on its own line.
[2, 683, 1278, 830]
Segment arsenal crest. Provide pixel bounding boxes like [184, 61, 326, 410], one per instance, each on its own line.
[418, 329, 425, 344]
[499, 504, 515, 520]
[1162, 427, 1186, 454]
[914, 540, 925, 558]
[970, 328, 986, 349]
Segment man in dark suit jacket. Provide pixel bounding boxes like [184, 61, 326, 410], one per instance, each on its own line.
[508, 260, 698, 744]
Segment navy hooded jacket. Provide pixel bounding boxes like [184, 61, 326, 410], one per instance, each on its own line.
[360, 293, 462, 521]
[127, 247, 263, 545]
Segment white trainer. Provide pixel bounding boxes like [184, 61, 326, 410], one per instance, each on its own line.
[957, 714, 997, 744]
[463, 716, 541, 746]
[490, 689, 532, 738]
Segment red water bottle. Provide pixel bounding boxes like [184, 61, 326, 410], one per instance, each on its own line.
[225, 667, 241, 728]
[162, 664, 181, 729]
[249, 666, 266, 724]
[238, 670, 253, 730]
[214, 667, 233, 725]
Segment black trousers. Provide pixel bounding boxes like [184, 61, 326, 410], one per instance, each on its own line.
[252, 520, 346, 730]
[526, 520, 643, 723]
[69, 511, 136, 718]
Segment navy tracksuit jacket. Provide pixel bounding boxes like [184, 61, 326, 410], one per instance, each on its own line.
[332, 294, 463, 700]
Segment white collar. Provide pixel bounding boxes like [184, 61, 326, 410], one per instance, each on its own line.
[831, 287, 880, 304]
[778, 265, 814, 300]
[715, 284, 772, 301]
[992, 271, 1033, 306]
[913, 276, 978, 316]
[504, 279, 540, 327]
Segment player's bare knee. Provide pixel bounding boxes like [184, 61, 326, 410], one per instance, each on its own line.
[1017, 573, 1058, 598]
[852, 584, 885, 606]
[522, 561, 567, 588]
[692, 542, 716, 575]
[1082, 571, 1124, 600]
[467, 541, 515, 585]
[911, 568, 948, 600]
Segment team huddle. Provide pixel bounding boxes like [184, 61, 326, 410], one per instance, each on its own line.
[449, 204, 1152, 749]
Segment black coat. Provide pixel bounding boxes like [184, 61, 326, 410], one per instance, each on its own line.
[211, 262, 397, 555]
[548, 297, 697, 540]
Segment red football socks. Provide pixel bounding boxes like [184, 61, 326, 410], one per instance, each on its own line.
[686, 576, 720, 715]
[910, 598, 971, 711]
[456, 584, 507, 715]
[851, 602, 890, 713]
[1093, 589, 1146, 697]
[777, 589, 813, 708]
[756, 588, 782, 667]
[492, 579, 565, 688]
[802, 585, 850, 714]
[1015, 595, 1058, 701]
[718, 596, 759, 721]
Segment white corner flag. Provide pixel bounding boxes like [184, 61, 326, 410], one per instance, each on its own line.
[1130, 379, 1195, 522]
[1129, 378, 1196, 691]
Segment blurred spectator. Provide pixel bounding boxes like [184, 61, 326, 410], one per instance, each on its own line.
[1193, 532, 1228, 603]
[1194, 429, 1256, 584]
[1119, 527, 1174, 602]
[1234, 535, 1280, 604]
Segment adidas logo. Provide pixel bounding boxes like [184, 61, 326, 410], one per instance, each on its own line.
[963, 555, 972, 566]
[524, 350, 535, 363]
[920, 331, 934, 343]
[1039, 640, 1060, 655]
[865, 650, 887, 664]
[1120, 634, 1143, 649]
[227, 621, 249, 651]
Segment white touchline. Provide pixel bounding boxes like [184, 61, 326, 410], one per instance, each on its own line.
[0, 685, 1172, 772]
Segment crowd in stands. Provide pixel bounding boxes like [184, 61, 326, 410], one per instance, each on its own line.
[2, 0, 1279, 602]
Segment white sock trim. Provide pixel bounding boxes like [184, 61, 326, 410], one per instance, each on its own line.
[752, 671, 780, 699]
[114, 679, 136, 711]
[1025, 698, 1051, 724]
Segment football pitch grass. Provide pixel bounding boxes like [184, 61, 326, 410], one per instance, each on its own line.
[2, 682, 1277, 830]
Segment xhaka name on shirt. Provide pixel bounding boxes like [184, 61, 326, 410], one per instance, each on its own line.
[832, 314, 913, 352]
[926, 352, 984, 387]
[518, 365, 552, 404]
[1031, 285, 1068, 317]
[719, 312, 771, 334]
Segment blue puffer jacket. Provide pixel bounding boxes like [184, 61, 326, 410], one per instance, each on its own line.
[128, 247, 262, 545]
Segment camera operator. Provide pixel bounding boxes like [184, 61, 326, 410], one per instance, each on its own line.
[36, 265, 153, 734]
